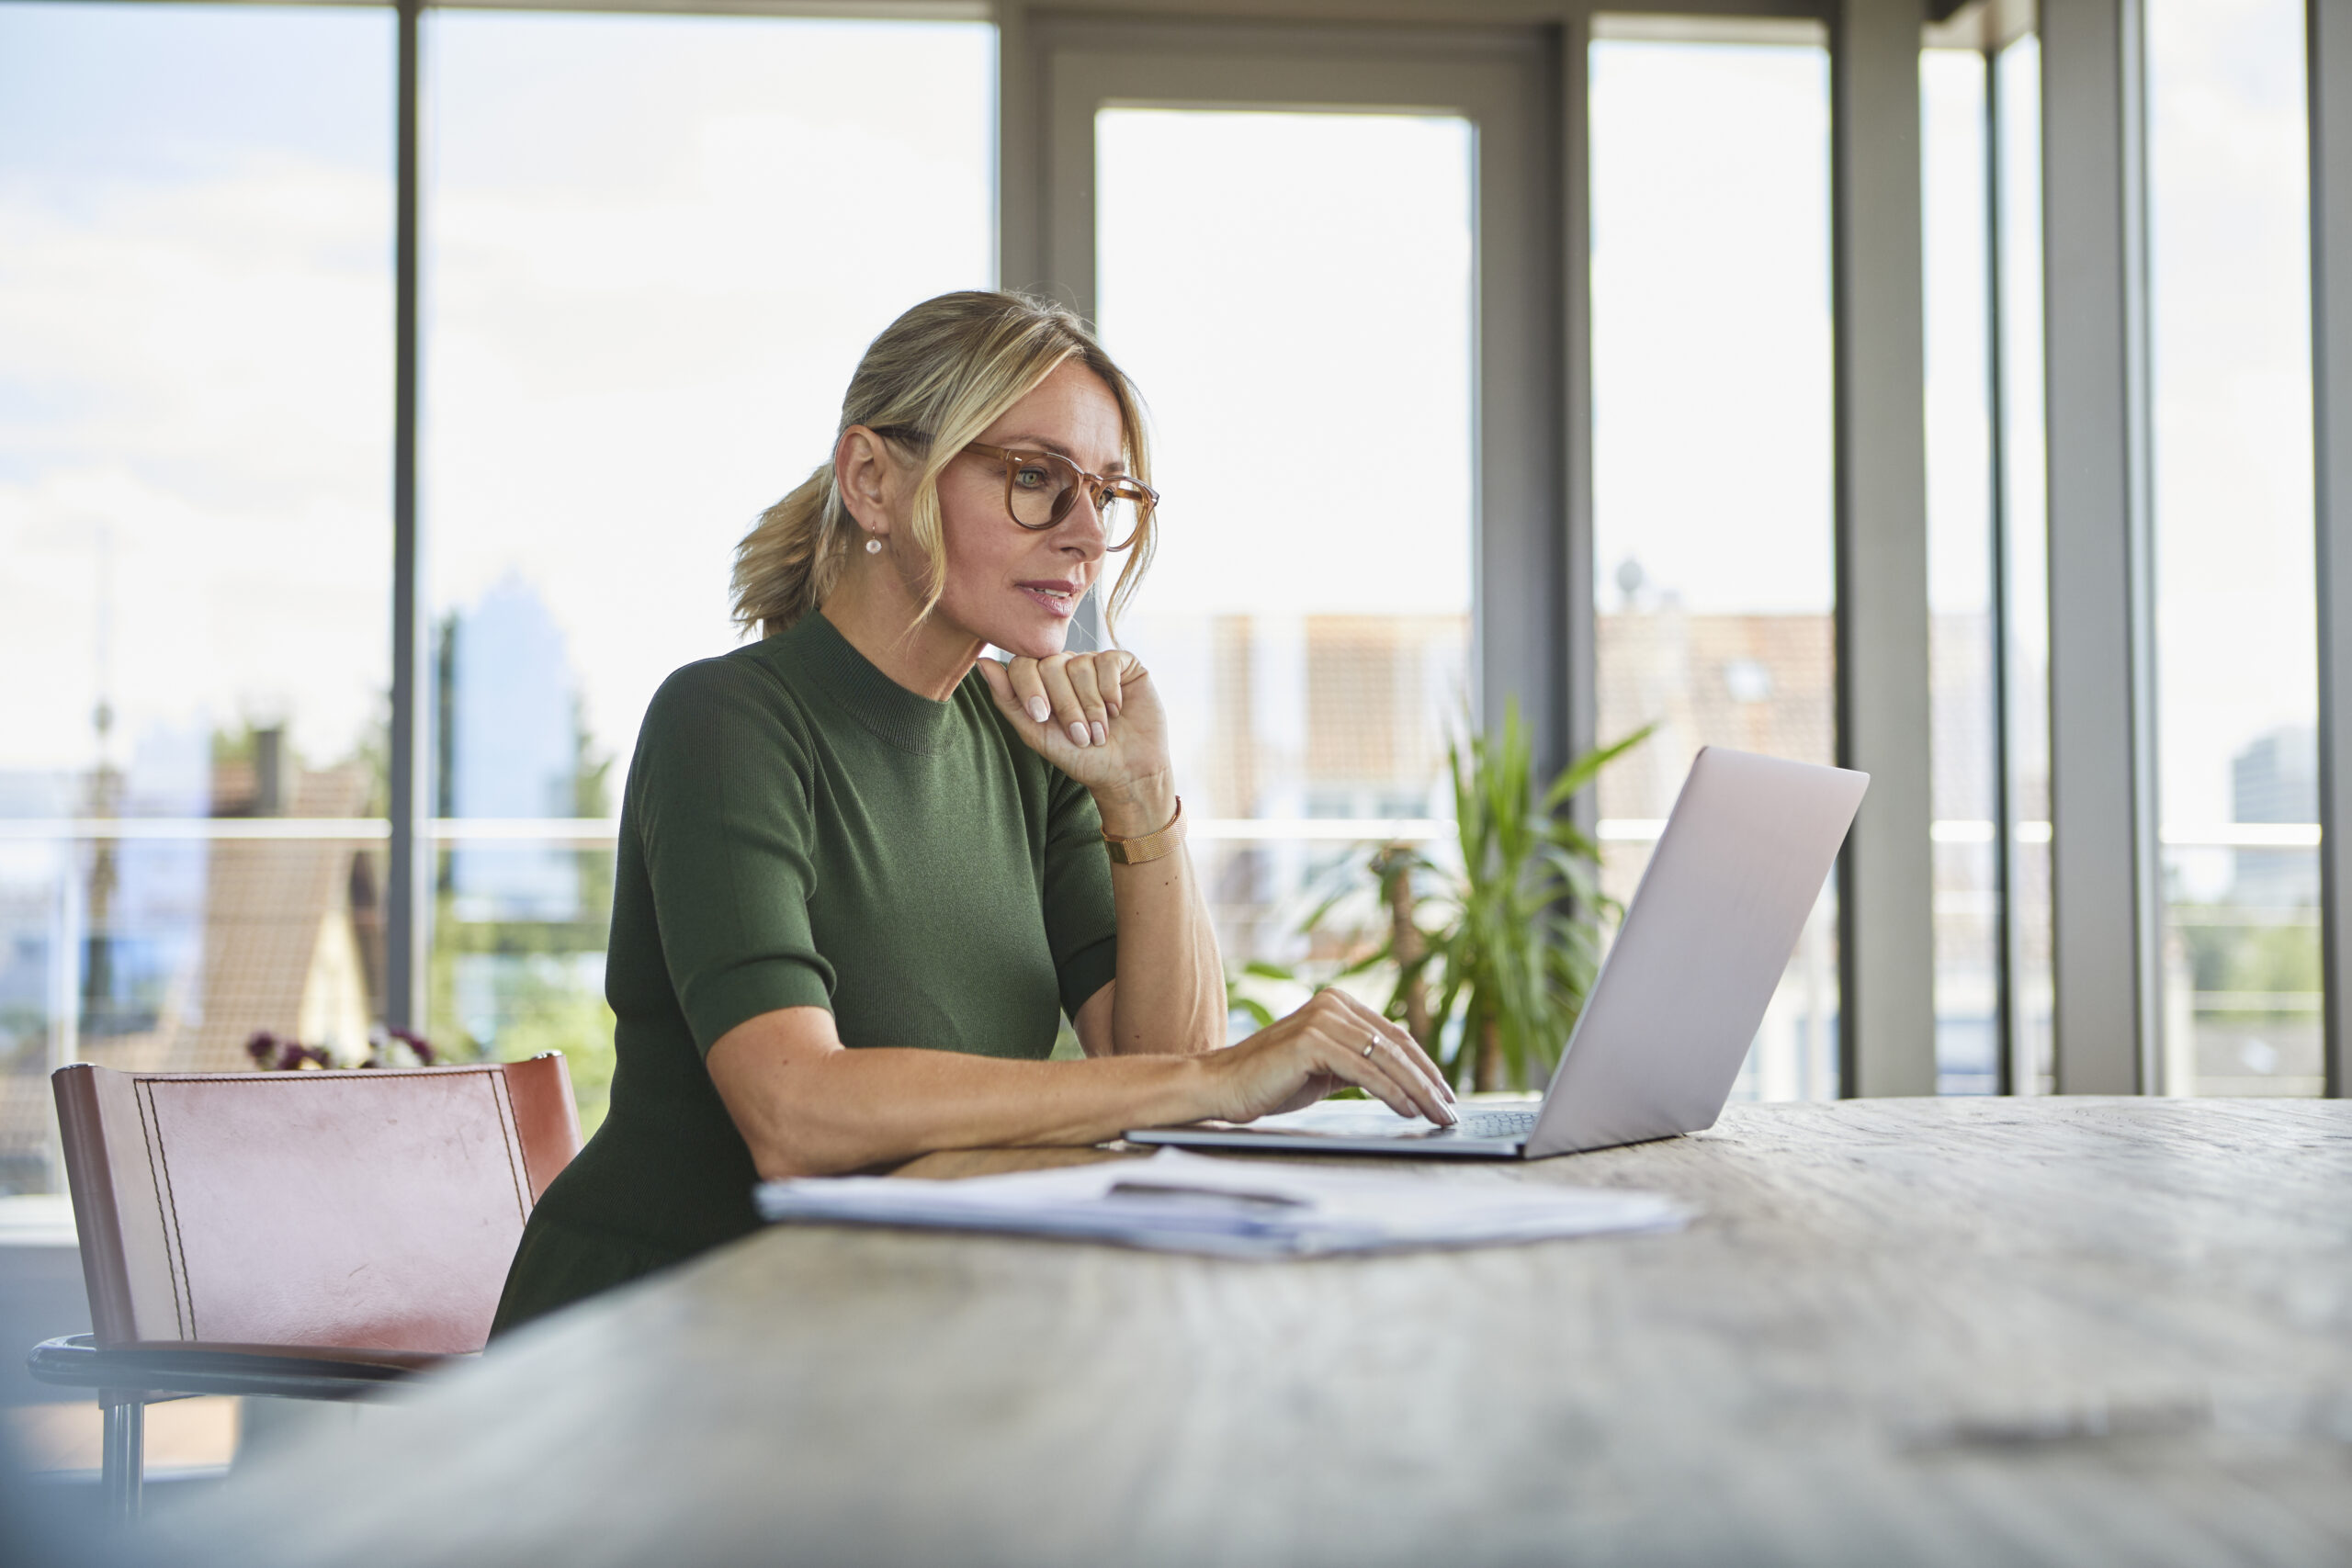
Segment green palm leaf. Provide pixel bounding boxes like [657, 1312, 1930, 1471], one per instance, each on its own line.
[1289, 700, 1653, 1092]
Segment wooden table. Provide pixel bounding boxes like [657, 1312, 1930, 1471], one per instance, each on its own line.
[180, 1099, 2352, 1566]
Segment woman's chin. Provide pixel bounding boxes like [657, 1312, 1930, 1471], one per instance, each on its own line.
[990, 625, 1071, 660]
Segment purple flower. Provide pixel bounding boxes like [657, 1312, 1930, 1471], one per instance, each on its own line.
[389, 1028, 436, 1066]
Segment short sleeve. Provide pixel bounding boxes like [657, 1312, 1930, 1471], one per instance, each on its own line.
[1041, 768, 1119, 1019]
[632, 659, 836, 1054]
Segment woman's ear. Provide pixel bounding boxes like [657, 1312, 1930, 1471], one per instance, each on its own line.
[834, 426, 896, 537]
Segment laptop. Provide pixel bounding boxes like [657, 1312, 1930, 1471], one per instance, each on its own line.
[1126, 746, 1869, 1160]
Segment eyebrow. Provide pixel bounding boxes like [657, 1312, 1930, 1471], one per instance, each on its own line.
[992, 434, 1127, 476]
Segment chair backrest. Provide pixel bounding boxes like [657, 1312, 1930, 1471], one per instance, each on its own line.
[51, 1056, 581, 1356]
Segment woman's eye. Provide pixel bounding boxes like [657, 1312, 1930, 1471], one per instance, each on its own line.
[1012, 466, 1052, 490]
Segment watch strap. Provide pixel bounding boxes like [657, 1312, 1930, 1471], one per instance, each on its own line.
[1102, 796, 1186, 866]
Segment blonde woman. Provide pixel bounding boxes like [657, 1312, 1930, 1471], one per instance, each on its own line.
[492, 291, 1455, 1332]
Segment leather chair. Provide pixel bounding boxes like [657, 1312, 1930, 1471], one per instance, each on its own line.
[27, 1056, 580, 1518]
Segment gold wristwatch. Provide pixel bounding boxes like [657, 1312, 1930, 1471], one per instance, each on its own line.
[1102, 796, 1186, 865]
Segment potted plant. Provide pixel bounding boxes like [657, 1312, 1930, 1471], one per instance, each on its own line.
[1296, 704, 1651, 1092]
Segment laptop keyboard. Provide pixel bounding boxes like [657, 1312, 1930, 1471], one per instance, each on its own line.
[1450, 1109, 1539, 1140]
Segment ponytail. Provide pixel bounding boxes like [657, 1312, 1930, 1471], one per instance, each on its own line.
[730, 463, 845, 640]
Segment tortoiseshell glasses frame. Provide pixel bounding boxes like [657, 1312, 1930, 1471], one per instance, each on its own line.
[872, 425, 1158, 551]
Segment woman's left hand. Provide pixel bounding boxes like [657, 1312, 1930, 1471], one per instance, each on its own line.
[973, 649, 1171, 807]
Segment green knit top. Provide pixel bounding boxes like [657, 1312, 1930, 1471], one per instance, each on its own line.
[492, 612, 1119, 1333]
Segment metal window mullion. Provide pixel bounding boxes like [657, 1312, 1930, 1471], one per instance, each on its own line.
[2120, 0, 2163, 1095]
[2041, 0, 2159, 1094]
[1561, 11, 1599, 824]
[386, 0, 429, 1033]
[1985, 40, 2018, 1096]
[2313, 0, 2352, 1098]
[1469, 43, 1570, 783]
[1832, 0, 1939, 1097]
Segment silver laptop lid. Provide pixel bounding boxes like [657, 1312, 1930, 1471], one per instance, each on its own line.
[1526, 747, 1868, 1157]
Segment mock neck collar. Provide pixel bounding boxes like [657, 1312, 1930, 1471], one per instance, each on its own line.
[777, 612, 964, 755]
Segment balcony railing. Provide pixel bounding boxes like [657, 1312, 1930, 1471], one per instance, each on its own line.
[0, 818, 2324, 848]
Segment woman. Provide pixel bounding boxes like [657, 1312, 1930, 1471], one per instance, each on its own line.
[492, 291, 1456, 1333]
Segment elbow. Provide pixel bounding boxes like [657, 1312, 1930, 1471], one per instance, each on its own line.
[708, 1018, 876, 1179]
[743, 1127, 865, 1182]
[739, 1107, 887, 1180]
[746, 1142, 815, 1183]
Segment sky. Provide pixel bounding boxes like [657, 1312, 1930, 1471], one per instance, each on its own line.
[2144, 0, 2317, 835]
[0, 0, 2326, 840]
[1097, 108, 1475, 622]
[420, 12, 992, 776]
[0, 6, 991, 788]
[0, 2, 393, 792]
[1589, 40, 1835, 620]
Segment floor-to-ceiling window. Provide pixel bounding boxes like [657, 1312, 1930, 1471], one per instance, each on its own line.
[424, 12, 993, 1131]
[6, 0, 2343, 1199]
[1923, 42, 1998, 1094]
[1094, 107, 1476, 1035]
[2145, 0, 2320, 1097]
[0, 1, 394, 1190]
[1589, 26, 1839, 1100]
[1993, 33, 2055, 1095]
[1918, 24, 2057, 1099]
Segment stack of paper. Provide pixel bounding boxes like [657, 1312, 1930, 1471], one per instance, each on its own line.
[755, 1148, 1690, 1258]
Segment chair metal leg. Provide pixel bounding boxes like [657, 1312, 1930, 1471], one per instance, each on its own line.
[100, 1395, 144, 1522]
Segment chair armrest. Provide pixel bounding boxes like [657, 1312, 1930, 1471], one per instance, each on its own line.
[27, 1335, 463, 1403]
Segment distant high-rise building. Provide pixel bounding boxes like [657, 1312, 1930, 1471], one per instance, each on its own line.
[447, 574, 582, 921]
[2232, 725, 2319, 908]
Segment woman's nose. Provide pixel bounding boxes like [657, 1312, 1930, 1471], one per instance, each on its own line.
[1058, 492, 1108, 557]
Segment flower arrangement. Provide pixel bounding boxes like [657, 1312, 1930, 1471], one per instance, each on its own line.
[245, 1025, 437, 1072]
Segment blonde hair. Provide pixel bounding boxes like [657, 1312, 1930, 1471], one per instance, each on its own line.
[732, 291, 1157, 639]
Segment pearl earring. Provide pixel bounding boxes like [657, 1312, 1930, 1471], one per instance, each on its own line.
[865, 536, 882, 555]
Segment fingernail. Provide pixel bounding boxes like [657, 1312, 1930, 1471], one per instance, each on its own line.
[1069, 722, 1090, 747]
[1090, 721, 1106, 746]
[1027, 697, 1051, 723]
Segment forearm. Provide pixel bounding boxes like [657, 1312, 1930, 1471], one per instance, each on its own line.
[1094, 774, 1225, 1055]
[713, 1031, 1212, 1179]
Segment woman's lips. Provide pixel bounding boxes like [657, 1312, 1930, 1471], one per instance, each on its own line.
[1017, 581, 1080, 619]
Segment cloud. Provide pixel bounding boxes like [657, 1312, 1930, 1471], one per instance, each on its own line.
[0, 153, 391, 773]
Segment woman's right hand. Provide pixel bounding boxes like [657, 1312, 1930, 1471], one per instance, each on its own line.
[1199, 989, 1459, 1126]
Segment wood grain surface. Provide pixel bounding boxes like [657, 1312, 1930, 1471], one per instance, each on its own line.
[175, 1099, 2352, 1567]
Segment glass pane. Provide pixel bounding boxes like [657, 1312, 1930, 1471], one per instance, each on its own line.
[2145, 0, 2320, 1097]
[424, 14, 992, 1129]
[1095, 108, 1474, 1036]
[1923, 48, 1998, 1094]
[0, 2, 392, 1190]
[1996, 37, 2054, 1095]
[1590, 37, 1838, 1100]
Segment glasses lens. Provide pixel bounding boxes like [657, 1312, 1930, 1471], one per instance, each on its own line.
[999, 451, 1148, 548]
[1096, 491, 1142, 551]
[1005, 455, 1069, 530]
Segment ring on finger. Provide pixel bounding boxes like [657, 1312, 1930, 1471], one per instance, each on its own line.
[1362, 1038, 1378, 1059]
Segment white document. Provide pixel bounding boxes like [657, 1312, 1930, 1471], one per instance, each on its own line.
[755, 1148, 1690, 1259]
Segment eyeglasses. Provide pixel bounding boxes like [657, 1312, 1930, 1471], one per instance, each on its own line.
[873, 426, 1157, 551]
